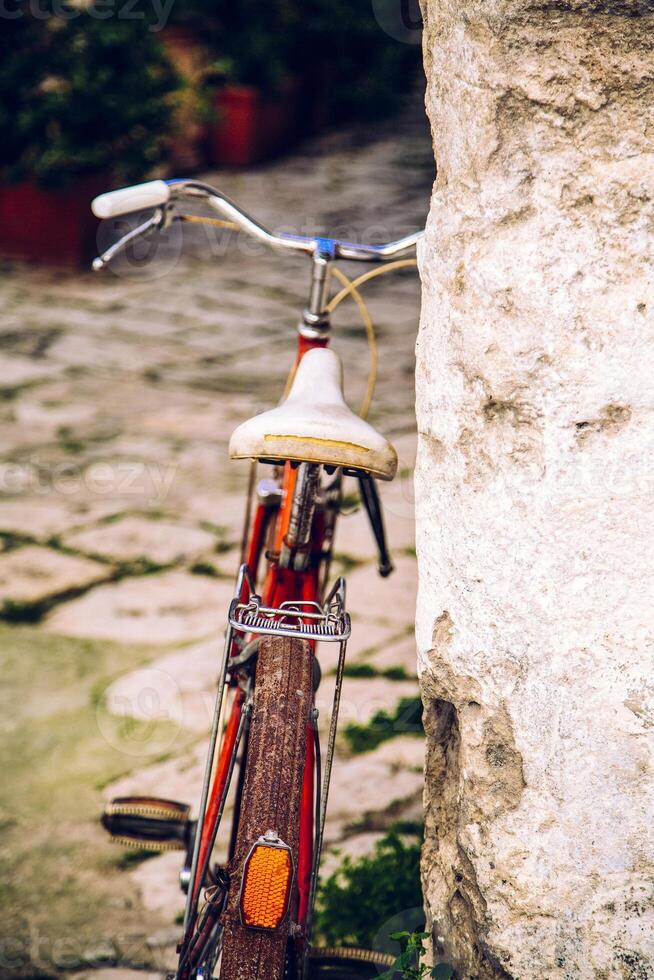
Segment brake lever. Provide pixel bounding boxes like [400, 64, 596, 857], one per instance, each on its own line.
[357, 476, 394, 578]
[92, 206, 170, 271]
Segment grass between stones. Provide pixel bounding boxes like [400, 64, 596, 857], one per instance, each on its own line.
[189, 560, 221, 578]
[342, 663, 414, 682]
[0, 555, 168, 626]
[0, 623, 191, 978]
[343, 696, 425, 754]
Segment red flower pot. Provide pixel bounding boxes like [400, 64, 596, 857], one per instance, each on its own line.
[0, 173, 106, 267]
[208, 82, 300, 168]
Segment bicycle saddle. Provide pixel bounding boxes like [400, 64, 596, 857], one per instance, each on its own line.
[229, 348, 397, 480]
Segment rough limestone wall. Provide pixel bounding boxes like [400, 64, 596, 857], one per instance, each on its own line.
[415, 2, 654, 978]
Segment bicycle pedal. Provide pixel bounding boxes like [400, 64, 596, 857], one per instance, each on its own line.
[102, 796, 192, 852]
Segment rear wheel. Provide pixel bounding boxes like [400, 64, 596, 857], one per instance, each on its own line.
[218, 635, 314, 980]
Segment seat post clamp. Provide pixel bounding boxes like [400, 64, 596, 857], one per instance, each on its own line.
[298, 308, 331, 340]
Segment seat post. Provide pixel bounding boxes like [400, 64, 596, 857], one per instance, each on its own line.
[298, 241, 335, 340]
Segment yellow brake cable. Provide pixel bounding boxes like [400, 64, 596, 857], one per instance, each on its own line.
[328, 260, 417, 418]
[181, 214, 240, 232]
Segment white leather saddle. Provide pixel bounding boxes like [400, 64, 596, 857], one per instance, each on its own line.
[229, 348, 397, 480]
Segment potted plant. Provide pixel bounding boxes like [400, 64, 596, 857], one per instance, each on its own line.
[211, 0, 300, 166]
[159, 0, 419, 170]
[168, 0, 302, 168]
[207, 71, 302, 169]
[0, 7, 179, 266]
[159, 23, 214, 172]
[204, 0, 420, 165]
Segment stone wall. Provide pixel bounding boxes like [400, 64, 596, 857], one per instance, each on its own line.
[415, 2, 654, 977]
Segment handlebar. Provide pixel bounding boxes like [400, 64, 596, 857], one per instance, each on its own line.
[91, 178, 422, 270]
[92, 180, 170, 219]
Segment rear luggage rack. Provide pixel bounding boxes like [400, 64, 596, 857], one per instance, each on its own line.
[177, 565, 351, 954]
[229, 565, 351, 643]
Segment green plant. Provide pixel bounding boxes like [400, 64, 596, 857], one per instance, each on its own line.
[334, 552, 365, 574]
[190, 560, 220, 578]
[343, 663, 377, 678]
[343, 696, 424, 754]
[380, 931, 454, 980]
[171, 0, 296, 91]
[290, 0, 421, 121]
[385, 666, 413, 681]
[343, 663, 413, 681]
[314, 828, 423, 949]
[113, 846, 160, 870]
[0, 4, 180, 188]
[171, 0, 420, 119]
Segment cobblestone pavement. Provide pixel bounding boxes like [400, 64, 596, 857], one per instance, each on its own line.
[0, 90, 432, 976]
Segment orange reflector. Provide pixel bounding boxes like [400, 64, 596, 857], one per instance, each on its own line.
[240, 835, 293, 930]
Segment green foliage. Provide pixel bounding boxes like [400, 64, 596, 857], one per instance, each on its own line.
[343, 696, 424, 753]
[113, 846, 160, 869]
[334, 552, 365, 574]
[385, 666, 413, 681]
[314, 829, 423, 949]
[379, 931, 454, 980]
[0, 3, 179, 188]
[343, 663, 377, 678]
[114, 558, 167, 578]
[171, 0, 295, 91]
[343, 662, 413, 681]
[291, 0, 421, 121]
[190, 560, 220, 578]
[172, 0, 420, 119]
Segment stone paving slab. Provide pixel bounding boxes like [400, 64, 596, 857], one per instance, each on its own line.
[129, 850, 187, 925]
[363, 632, 420, 675]
[136, 398, 240, 442]
[319, 618, 398, 674]
[47, 330, 182, 374]
[0, 498, 105, 537]
[0, 351, 62, 388]
[105, 741, 207, 810]
[103, 636, 226, 734]
[13, 393, 98, 432]
[63, 515, 217, 566]
[45, 569, 235, 644]
[316, 674, 418, 733]
[346, 554, 418, 628]
[0, 544, 109, 605]
[323, 739, 424, 845]
[320, 831, 388, 879]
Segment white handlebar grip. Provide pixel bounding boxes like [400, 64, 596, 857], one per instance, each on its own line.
[92, 180, 170, 219]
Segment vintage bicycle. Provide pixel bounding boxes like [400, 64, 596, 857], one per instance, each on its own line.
[91, 178, 421, 980]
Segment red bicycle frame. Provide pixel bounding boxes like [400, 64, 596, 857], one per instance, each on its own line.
[192, 329, 330, 947]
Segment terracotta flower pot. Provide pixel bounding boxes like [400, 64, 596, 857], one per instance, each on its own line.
[0, 173, 107, 267]
[208, 81, 301, 168]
